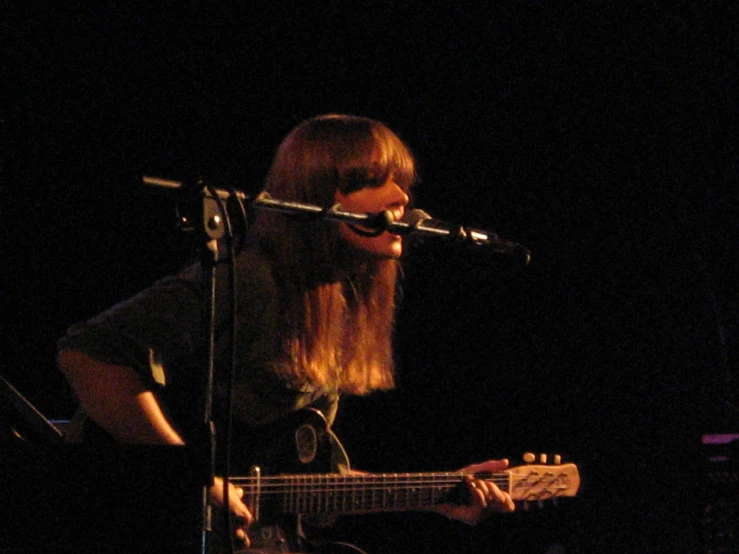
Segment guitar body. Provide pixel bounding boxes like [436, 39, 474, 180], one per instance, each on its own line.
[232, 408, 337, 477]
[228, 409, 342, 553]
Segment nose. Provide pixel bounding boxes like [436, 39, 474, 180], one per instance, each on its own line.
[385, 181, 410, 209]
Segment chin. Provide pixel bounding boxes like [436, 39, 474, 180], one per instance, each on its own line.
[340, 229, 403, 259]
[372, 237, 403, 259]
[355, 245, 403, 262]
[377, 245, 404, 260]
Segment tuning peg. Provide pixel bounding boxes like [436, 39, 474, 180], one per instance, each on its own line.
[554, 454, 561, 464]
[523, 452, 536, 463]
[539, 453, 547, 464]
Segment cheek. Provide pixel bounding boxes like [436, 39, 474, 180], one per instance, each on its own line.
[335, 190, 372, 213]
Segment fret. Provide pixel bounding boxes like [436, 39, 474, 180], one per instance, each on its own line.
[321, 474, 326, 513]
[283, 476, 289, 513]
[359, 472, 369, 508]
[353, 473, 361, 512]
[333, 474, 338, 513]
[341, 474, 347, 513]
[317, 475, 321, 512]
[301, 475, 308, 513]
[308, 475, 314, 513]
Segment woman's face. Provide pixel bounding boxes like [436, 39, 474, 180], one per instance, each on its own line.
[334, 178, 410, 259]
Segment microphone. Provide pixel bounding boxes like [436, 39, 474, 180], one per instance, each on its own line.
[399, 209, 531, 264]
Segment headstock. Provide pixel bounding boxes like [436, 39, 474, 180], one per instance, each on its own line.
[505, 452, 580, 505]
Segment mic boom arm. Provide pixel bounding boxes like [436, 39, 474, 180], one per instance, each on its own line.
[142, 177, 531, 264]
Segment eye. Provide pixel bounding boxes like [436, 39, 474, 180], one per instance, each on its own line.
[338, 167, 385, 193]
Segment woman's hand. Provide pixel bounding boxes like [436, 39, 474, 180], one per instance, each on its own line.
[210, 477, 254, 548]
[434, 459, 515, 525]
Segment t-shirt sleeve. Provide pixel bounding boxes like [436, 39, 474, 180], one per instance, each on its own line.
[57, 263, 203, 389]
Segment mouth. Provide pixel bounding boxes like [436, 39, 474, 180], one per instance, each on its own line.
[344, 209, 405, 239]
[390, 210, 405, 236]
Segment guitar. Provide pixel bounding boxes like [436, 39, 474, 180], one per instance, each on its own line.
[223, 409, 580, 553]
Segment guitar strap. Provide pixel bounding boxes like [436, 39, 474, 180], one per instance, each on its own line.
[327, 426, 351, 475]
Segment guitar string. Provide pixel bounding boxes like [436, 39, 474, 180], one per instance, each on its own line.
[229, 475, 511, 487]
[229, 474, 558, 485]
[229, 471, 556, 484]
[228, 475, 569, 495]
[230, 479, 509, 489]
[231, 472, 504, 484]
[229, 468, 566, 482]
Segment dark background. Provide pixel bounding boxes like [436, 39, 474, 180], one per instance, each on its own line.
[2, 3, 737, 553]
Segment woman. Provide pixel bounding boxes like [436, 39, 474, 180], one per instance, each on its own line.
[58, 114, 514, 552]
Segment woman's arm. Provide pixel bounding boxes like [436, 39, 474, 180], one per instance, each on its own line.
[58, 348, 254, 546]
[57, 348, 185, 445]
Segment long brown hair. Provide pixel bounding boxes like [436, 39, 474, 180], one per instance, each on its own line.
[251, 114, 417, 395]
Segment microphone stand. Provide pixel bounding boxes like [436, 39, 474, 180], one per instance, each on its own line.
[143, 176, 530, 553]
[195, 181, 229, 554]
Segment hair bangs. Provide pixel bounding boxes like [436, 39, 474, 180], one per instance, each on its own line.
[335, 122, 417, 194]
[371, 123, 417, 192]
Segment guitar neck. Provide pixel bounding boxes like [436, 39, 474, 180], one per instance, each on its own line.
[231, 471, 483, 515]
[230, 463, 579, 516]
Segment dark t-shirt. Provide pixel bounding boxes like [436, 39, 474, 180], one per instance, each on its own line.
[58, 247, 340, 448]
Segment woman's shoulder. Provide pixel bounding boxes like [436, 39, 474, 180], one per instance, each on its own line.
[234, 245, 279, 294]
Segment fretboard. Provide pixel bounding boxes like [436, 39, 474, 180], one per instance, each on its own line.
[231, 471, 505, 515]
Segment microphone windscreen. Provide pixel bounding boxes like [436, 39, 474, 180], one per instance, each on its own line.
[401, 209, 432, 226]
